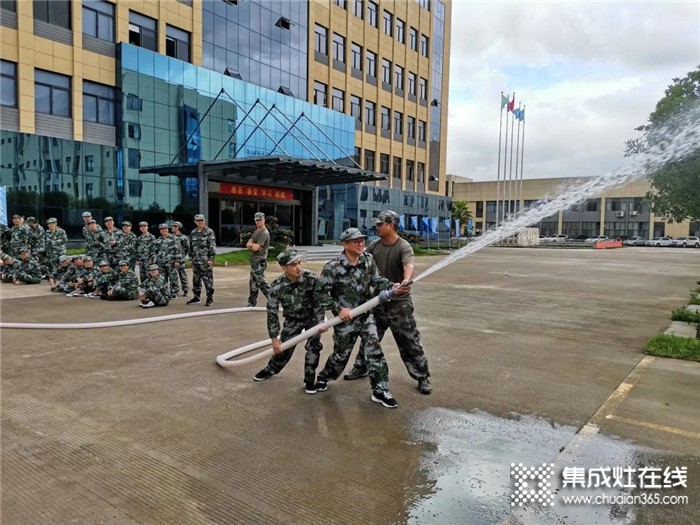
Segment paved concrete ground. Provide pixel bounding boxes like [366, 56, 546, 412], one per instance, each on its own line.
[2, 247, 699, 524]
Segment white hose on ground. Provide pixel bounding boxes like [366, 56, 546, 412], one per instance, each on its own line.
[0, 306, 266, 330]
[216, 295, 383, 368]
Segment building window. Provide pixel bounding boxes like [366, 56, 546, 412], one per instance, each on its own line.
[0, 60, 17, 108]
[367, 1, 378, 27]
[314, 24, 328, 55]
[418, 120, 426, 142]
[393, 156, 402, 179]
[396, 18, 405, 44]
[381, 59, 392, 84]
[407, 116, 416, 139]
[353, 0, 363, 19]
[333, 0, 346, 8]
[408, 72, 416, 96]
[83, 80, 116, 125]
[129, 11, 157, 52]
[127, 122, 141, 140]
[476, 201, 484, 217]
[486, 201, 496, 213]
[380, 106, 391, 131]
[350, 95, 362, 121]
[383, 11, 393, 36]
[366, 50, 377, 77]
[128, 148, 141, 169]
[393, 111, 403, 135]
[417, 162, 425, 183]
[406, 160, 414, 181]
[34, 0, 71, 29]
[1, 1, 17, 12]
[332, 88, 345, 112]
[84, 155, 94, 171]
[82, 0, 114, 41]
[126, 93, 142, 111]
[351, 43, 362, 71]
[394, 65, 404, 90]
[166, 25, 190, 62]
[420, 34, 429, 57]
[379, 153, 390, 174]
[128, 179, 143, 198]
[409, 27, 418, 51]
[332, 33, 345, 63]
[419, 77, 428, 100]
[365, 100, 376, 126]
[314, 81, 327, 107]
[417, 0, 430, 10]
[364, 149, 375, 171]
[35, 69, 71, 117]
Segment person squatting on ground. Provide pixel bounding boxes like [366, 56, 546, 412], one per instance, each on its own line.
[171, 221, 190, 297]
[345, 210, 432, 395]
[86, 260, 118, 299]
[0, 253, 19, 282]
[253, 250, 326, 394]
[67, 256, 100, 296]
[49, 255, 73, 292]
[138, 264, 171, 308]
[187, 214, 216, 307]
[9, 247, 43, 285]
[107, 260, 140, 300]
[136, 221, 156, 283]
[154, 223, 183, 300]
[313, 227, 409, 409]
[246, 212, 271, 307]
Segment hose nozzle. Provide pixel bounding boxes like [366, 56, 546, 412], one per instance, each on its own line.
[378, 280, 413, 304]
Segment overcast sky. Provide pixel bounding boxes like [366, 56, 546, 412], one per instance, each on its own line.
[446, 1, 700, 182]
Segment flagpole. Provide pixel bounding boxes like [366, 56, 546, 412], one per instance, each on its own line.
[501, 93, 514, 225]
[518, 106, 526, 217]
[507, 94, 516, 228]
[513, 103, 522, 219]
[496, 92, 505, 231]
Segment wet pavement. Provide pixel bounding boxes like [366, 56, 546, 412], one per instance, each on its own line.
[2, 247, 699, 524]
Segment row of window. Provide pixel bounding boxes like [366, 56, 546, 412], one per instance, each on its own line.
[356, 147, 426, 182]
[332, 0, 430, 56]
[312, 82, 427, 141]
[1, 155, 99, 173]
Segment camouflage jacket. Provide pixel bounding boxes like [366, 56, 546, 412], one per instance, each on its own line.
[136, 232, 156, 263]
[189, 226, 216, 263]
[82, 223, 102, 238]
[112, 269, 139, 297]
[267, 269, 324, 339]
[27, 224, 45, 252]
[315, 252, 393, 316]
[96, 268, 118, 289]
[1, 260, 19, 279]
[154, 235, 182, 267]
[84, 230, 103, 259]
[79, 266, 101, 285]
[121, 231, 137, 262]
[10, 224, 31, 254]
[173, 233, 190, 262]
[45, 227, 68, 258]
[138, 273, 170, 297]
[15, 256, 42, 280]
[0, 224, 11, 254]
[50, 263, 72, 282]
[98, 228, 124, 257]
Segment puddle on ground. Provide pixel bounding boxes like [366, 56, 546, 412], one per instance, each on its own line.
[407, 408, 696, 525]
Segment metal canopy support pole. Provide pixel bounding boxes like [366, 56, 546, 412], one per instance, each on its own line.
[300, 114, 363, 169]
[197, 161, 207, 217]
[169, 88, 225, 165]
[212, 98, 264, 161]
[268, 108, 328, 162]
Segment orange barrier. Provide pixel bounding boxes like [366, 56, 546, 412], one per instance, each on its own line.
[594, 240, 623, 249]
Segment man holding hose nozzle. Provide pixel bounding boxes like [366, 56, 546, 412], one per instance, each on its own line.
[313, 228, 410, 408]
[345, 210, 432, 395]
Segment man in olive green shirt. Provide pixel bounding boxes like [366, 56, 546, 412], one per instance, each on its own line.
[246, 212, 271, 306]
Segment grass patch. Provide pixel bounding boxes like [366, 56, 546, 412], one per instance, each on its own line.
[690, 295, 700, 305]
[67, 247, 84, 255]
[413, 247, 449, 256]
[671, 306, 700, 324]
[644, 334, 700, 361]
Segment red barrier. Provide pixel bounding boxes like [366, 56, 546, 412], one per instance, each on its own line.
[594, 240, 623, 249]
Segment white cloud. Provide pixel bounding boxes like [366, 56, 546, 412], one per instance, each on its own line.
[447, 1, 700, 181]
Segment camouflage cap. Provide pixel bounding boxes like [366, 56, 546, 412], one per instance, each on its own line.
[339, 227, 366, 242]
[277, 249, 302, 266]
[122, 220, 132, 227]
[172, 221, 183, 228]
[98, 260, 110, 267]
[72, 255, 82, 261]
[194, 214, 205, 221]
[88, 219, 97, 224]
[82, 256, 93, 262]
[27, 216, 37, 223]
[375, 210, 399, 225]
[254, 212, 265, 220]
[82, 211, 92, 217]
[18, 247, 29, 254]
[46, 217, 57, 224]
[12, 214, 21, 219]
[1, 253, 12, 261]
[158, 223, 169, 230]
[59, 255, 70, 263]
[148, 264, 160, 271]
[118, 259, 129, 266]
[138, 221, 149, 227]
[104, 216, 114, 222]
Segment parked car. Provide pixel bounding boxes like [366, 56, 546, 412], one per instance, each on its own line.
[671, 236, 700, 248]
[624, 236, 647, 246]
[547, 234, 569, 243]
[655, 237, 674, 247]
[645, 237, 661, 246]
[585, 235, 609, 243]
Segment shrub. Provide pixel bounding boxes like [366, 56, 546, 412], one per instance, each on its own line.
[644, 334, 700, 361]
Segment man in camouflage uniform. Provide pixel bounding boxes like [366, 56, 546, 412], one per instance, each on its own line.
[49, 255, 72, 292]
[138, 264, 171, 308]
[25, 217, 45, 265]
[154, 223, 182, 299]
[107, 260, 139, 300]
[44, 217, 68, 276]
[10, 214, 30, 255]
[187, 214, 216, 307]
[171, 221, 190, 297]
[253, 250, 326, 394]
[11, 247, 42, 284]
[81, 211, 101, 238]
[314, 228, 407, 409]
[87, 260, 119, 299]
[84, 220, 102, 260]
[0, 253, 19, 282]
[136, 221, 156, 283]
[345, 210, 431, 394]
[99, 216, 124, 268]
[120, 221, 137, 270]
[246, 212, 271, 307]
[62, 256, 85, 293]
[68, 256, 100, 296]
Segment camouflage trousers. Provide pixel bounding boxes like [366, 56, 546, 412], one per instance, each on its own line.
[247, 259, 270, 306]
[159, 265, 180, 298]
[353, 299, 430, 381]
[317, 312, 389, 393]
[143, 288, 170, 306]
[14, 271, 41, 284]
[265, 317, 323, 383]
[107, 286, 137, 300]
[138, 261, 150, 283]
[192, 261, 214, 298]
[174, 261, 188, 294]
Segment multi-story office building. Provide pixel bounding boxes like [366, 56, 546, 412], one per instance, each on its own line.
[449, 176, 699, 239]
[0, 0, 452, 244]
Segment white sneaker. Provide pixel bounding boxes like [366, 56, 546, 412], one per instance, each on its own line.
[140, 300, 155, 309]
[86, 292, 101, 299]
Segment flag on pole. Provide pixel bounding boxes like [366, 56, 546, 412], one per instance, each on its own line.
[410, 216, 418, 230]
[454, 218, 461, 237]
[399, 214, 405, 231]
[430, 217, 438, 234]
[443, 218, 450, 233]
[508, 95, 515, 112]
[421, 217, 429, 232]
[501, 93, 509, 109]
[513, 108, 522, 120]
[518, 108, 525, 121]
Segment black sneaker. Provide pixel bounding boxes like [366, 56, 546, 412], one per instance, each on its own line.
[205, 297, 213, 307]
[186, 297, 201, 305]
[418, 378, 432, 395]
[253, 369, 273, 382]
[371, 390, 398, 408]
[343, 367, 368, 381]
[304, 380, 317, 395]
[183, 290, 189, 297]
[315, 379, 328, 392]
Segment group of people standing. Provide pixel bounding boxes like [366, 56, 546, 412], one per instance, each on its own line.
[254, 209, 431, 409]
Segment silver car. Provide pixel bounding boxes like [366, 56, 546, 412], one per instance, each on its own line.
[624, 236, 646, 246]
[671, 236, 700, 248]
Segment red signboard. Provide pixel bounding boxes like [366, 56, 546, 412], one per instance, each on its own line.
[220, 182, 294, 201]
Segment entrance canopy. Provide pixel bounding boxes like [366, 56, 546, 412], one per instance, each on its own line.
[140, 156, 385, 190]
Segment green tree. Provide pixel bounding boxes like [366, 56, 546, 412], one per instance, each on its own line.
[451, 200, 473, 236]
[626, 66, 700, 223]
